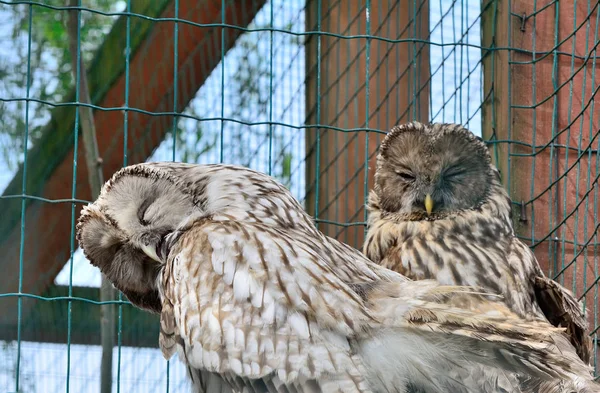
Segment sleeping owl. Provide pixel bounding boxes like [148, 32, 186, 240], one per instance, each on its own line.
[364, 121, 593, 367]
[77, 162, 596, 392]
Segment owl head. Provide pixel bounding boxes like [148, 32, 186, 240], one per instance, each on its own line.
[76, 162, 207, 313]
[374, 122, 500, 220]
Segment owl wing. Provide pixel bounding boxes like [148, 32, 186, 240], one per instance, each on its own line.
[511, 239, 593, 365]
[158, 217, 375, 393]
[533, 275, 592, 364]
[156, 217, 596, 393]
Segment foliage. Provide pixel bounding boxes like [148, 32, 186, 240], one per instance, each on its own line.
[0, 0, 121, 172]
[0, 1, 302, 188]
[0, 0, 225, 175]
[226, 22, 300, 188]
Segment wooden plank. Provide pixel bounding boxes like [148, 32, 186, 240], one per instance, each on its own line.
[482, 0, 600, 329]
[0, 0, 267, 340]
[304, 0, 430, 249]
[481, 0, 510, 182]
[0, 285, 159, 348]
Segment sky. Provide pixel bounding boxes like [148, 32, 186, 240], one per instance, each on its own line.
[0, 0, 484, 391]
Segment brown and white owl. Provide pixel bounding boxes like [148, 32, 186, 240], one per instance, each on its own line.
[77, 162, 596, 393]
[364, 121, 593, 368]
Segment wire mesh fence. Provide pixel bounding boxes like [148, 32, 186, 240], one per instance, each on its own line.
[0, 0, 597, 391]
[481, 0, 600, 366]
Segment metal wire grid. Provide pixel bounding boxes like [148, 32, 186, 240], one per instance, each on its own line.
[0, 0, 305, 391]
[303, 0, 483, 249]
[0, 0, 597, 391]
[482, 0, 600, 371]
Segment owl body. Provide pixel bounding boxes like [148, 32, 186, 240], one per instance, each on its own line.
[364, 121, 593, 370]
[77, 162, 597, 393]
[365, 184, 543, 319]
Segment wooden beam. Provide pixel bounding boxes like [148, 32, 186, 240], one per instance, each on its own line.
[0, 0, 266, 337]
[481, 0, 510, 184]
[482, 0, 600, 328]
[305, 0, 430, 249]
[0, 285, 159, 348]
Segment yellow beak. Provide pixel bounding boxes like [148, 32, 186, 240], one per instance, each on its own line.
[424, 194, 433, 215]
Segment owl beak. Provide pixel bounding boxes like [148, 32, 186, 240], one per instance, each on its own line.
[424, 194, 433, 215]
[141, 243, 161, 263]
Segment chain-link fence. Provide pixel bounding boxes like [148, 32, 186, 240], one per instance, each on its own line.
[0, 0, 597, 391]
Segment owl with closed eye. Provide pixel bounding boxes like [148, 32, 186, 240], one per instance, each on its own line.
[76, 162, 598, 393]
[364, 121, 593, 366]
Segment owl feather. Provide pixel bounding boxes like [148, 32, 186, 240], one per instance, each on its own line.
[77, 162, 596, 393]
[364, 121, 595, 392]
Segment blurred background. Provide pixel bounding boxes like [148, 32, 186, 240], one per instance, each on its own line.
[0, 0, 597, 391]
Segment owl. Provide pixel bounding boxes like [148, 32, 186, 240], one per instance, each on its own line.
[364, 121, 593, 367]
[77, 162, 596, 393]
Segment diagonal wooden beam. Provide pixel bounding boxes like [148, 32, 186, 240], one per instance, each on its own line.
[0, 0, 266, 337]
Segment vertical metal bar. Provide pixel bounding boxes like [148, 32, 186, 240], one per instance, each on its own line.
[451, 0, 457, 120]
[117, 1, 133, 391]
[15, 3, 33, 391]
[166, 0, 180, 389]
[491, 0, 500, 166]
[439, 0, 446, 121]
[548, 0, 560, 277]
[268, 0, 274, 175]
[589, 3, 600, 372]
[220, 0, 226, 163]
[67, 1, 83, 392]
[574, 0, 589, 304]
[458, 0, 464, 124]
[568, 0, 580, 294]
[172, 0, 180, 161]
[506, 0, 513, 217]
[363, 0, 371, 239]
[314, 0, 322, 227]
[529, 0, 538, 254]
